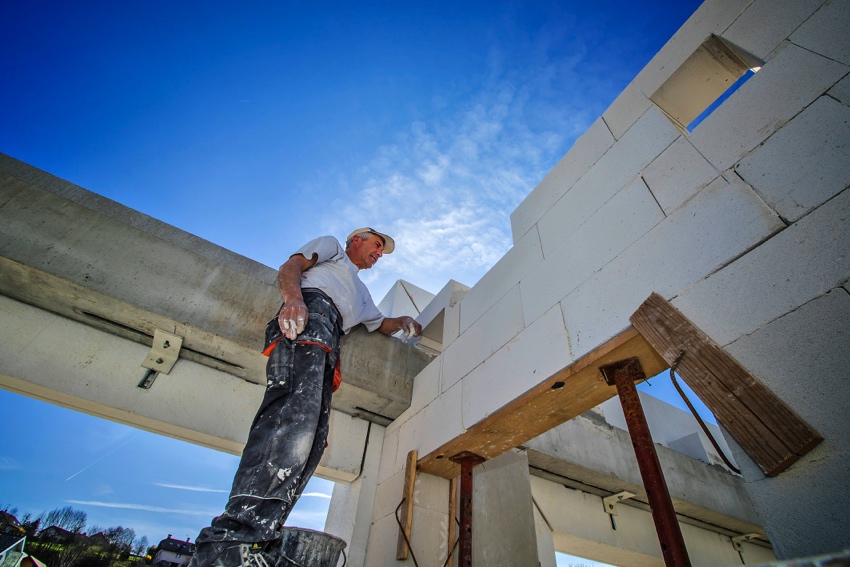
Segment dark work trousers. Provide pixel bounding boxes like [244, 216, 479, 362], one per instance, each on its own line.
[191, 289, 342, 565]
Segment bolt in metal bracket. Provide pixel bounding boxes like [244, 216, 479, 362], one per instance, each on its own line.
[138, 329, 183, 389]
[603, 491, 636, 516]
[731, 533, 761, 550]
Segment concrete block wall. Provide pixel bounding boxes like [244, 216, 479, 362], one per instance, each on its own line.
[364, 424, 451, 567]
[364, 0, 849, 561]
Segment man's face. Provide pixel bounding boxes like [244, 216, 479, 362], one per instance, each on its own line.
[346, 233, 384, 270]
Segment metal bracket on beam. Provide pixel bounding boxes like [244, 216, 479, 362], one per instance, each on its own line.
[731, 533, 762, 550]
[603, 491, 635, 516]
[138, 329, 183, 389]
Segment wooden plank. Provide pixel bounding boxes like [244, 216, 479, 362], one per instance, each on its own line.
[418, 327, 668, 478]
[396, 450, 418, 560]
[630, 292, 822, 476]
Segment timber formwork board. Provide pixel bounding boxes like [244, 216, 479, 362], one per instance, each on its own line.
[417, 327, 667, 478]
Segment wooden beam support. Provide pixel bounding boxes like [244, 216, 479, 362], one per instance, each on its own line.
[396, 450, 418, 560]
[418, 326, 667, 478]
[630, 292, 822, 476]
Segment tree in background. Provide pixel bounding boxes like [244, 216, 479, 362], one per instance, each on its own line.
[133, 535, 149, 557]
[105, 526, 136, 557]
[20, 513, 40, 538]
[40, 506, 87, 533]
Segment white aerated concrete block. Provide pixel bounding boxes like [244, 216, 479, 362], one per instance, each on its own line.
[537, 106, 679, 256]
[462, 305, 572, 429]
[521, 177, 664, 326]
[377, 428, 399, 484]
[459, 227, 543, 334]
[560, 174, 784, 359]
[367, 472, 450, 565]
[395, 410, 425, 472]
[829, 73, 850, 105]
[372, 469, 405, 524]
[441, 285, 524, 392]
[406, 356, 441, 418]
[361, 514, 400, 567]
[790, 0, 850, 66]
[724, 289, 850, 445]
[442, 303, 460, 349]
[721, 0, 824, 61]
[411, 471, 451, 514]
[418, 381, 462, 459]
[511, 117, 615, 242]
[641, 136, 720, 214]
[319, 411, 370, 482]
[635, 0, 753, 95]
[672, 187, 850, 346]
[690, 43, 849, 172]
[736, 96, 850, 222]
[602, 82, 652, 140]
[363, 504, 448, 567]
[720, 290, 850, 558]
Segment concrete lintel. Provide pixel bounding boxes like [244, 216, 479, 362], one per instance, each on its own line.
[0, 153, 433, 425]
[523, 412, 768, 539]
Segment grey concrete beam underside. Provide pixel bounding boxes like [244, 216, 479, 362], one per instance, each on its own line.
[0, 153, 433, 435]
[524, 410, 770, 545]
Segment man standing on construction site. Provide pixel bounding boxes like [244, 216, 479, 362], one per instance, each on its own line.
[189, 228, 421, 567]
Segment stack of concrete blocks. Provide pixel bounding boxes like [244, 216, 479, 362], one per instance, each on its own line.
[329, 0, 850, 564]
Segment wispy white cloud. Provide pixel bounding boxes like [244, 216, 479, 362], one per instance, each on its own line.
[66, 500, 219, 518]
[0, 456, 20, 470]
[321, 15, 620, 302]
[154, 483, 229, 493]
[336, 82, 577, 298]
[300, 492, 331, 499]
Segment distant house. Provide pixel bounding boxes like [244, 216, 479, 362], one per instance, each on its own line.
[37, 526, 73, 544]
[153, 535, 195, 567]
[0, 513, 24, 537]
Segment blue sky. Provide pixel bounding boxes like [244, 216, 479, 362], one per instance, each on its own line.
[1, 0, 705, 562]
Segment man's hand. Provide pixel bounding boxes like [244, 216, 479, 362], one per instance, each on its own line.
[279, 299, 308, 340]
[378, 315, 422, 338]
[276, 253, 318, 340]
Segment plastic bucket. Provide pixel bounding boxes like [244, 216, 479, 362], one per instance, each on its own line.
[275, 527, 347, 567]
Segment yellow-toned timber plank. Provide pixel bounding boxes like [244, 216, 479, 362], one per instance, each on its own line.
[418, 326, 666, 478]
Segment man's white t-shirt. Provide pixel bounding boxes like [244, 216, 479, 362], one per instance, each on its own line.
[293, 236, 384, 334]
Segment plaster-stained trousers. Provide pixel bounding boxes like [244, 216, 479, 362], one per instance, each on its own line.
[191, 289, 342, 566]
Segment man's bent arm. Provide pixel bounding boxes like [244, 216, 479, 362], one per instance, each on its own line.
[378, 316, 422, 338]
[277, 253, 318, 340]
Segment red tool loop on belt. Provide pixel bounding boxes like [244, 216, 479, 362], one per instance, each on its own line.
[261, 338, 342, 392]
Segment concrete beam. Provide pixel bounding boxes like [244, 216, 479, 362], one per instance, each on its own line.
[524, 411, 768, 539]
[0, 294, 366, 482]
[0, 153, 433, 428]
